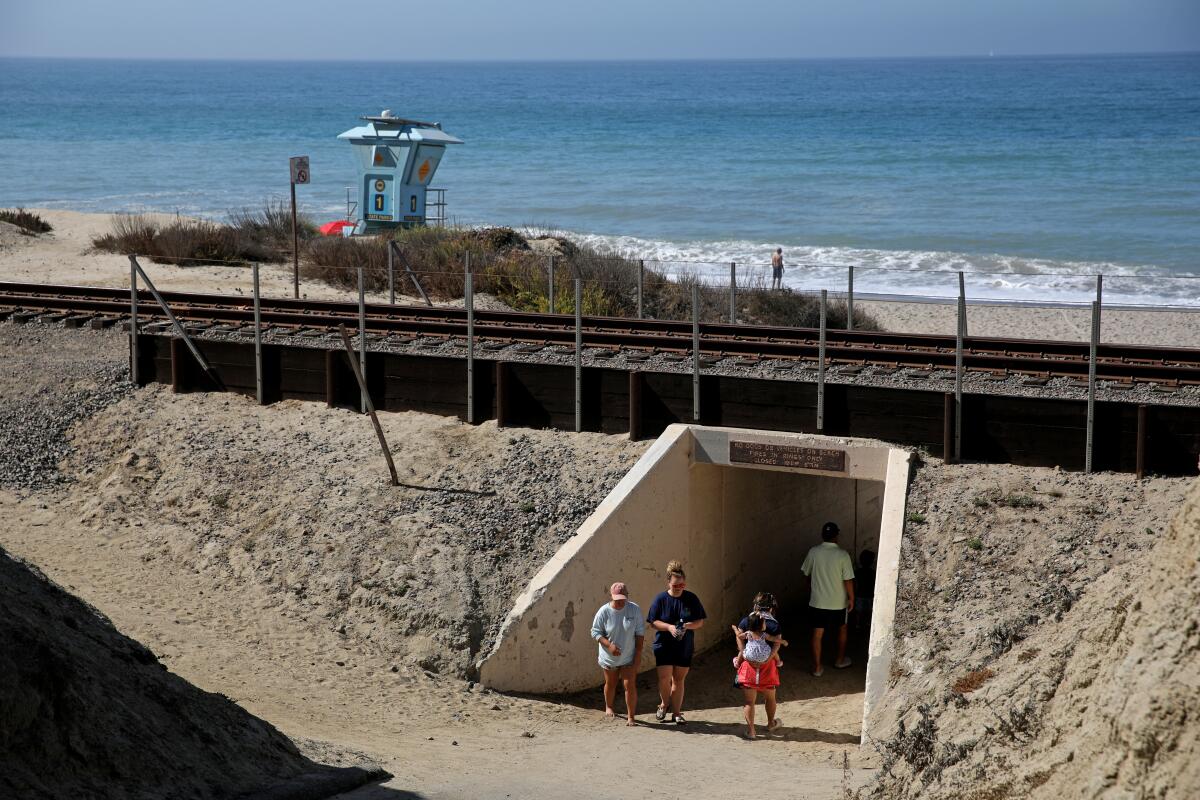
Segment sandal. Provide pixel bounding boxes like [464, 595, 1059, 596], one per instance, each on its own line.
[655, 705, 667, 722]
[673, 713, 687, 725]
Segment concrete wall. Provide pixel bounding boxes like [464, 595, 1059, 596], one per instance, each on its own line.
[477, 425, 911, 734]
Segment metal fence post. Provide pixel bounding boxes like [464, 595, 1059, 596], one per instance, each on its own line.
[958, 271, 968, 338]
[692, 284, 701, 422]
[847, 265, 855, 331]
[1086, 300, 1099, 473]
[575, 278, 583, 433]
[128, 255, 138, 385]
[1096, 273, 1103, 342]
[387, 240, 395, 305]
[637, 259, 645, 319]
[548, 255, 555, 314]
[818, 290, 827, 432]
[358, 266, 367, 414]
[466, 251, 474, 423]
[253, 262, 263, 404]
[729, 261, 737, 324]
[955, 295, 964, 463]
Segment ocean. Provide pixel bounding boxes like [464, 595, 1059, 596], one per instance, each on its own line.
[1, 55, 1197, 305]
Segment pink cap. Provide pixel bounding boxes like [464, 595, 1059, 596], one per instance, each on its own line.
[609, 582, 628, 600]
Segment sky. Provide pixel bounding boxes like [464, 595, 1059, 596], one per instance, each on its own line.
[2, 0, 1198, 60]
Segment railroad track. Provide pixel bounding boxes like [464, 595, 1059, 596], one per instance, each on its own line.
[2, 281, 1198, 387]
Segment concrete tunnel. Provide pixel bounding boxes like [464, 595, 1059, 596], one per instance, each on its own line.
[477, 425, 911, 740]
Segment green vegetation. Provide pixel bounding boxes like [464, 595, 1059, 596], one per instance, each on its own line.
[906, 512, 927, 524]
[92, 212, 884, 329]
[0, 208, 52, 234]
[972, 495, 991, 508]
[966, 537, 983, 551]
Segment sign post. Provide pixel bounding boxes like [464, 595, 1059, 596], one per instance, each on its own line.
[289, 156, 310, 299]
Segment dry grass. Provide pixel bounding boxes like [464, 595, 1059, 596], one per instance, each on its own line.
[952, 667, 995, 694]
[91, 202, 317, 265]
[0, 208, 53, 234]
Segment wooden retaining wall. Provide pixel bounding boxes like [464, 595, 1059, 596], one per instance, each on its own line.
[135, 334, 1200, 477]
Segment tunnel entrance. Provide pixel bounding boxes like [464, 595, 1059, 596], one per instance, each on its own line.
[478, 425, 911, 742]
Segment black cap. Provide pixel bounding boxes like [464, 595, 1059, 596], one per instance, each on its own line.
[822, 522, 840, 537]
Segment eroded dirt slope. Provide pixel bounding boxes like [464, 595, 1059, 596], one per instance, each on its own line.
[870, 460, 1198, 799]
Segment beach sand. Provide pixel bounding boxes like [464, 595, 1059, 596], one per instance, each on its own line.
[2, 209, 1197, 348]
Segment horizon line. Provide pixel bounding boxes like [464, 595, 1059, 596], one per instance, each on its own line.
[1, 50, 1198, 64]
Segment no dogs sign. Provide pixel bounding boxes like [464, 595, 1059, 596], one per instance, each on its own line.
[289, 156, 310, 184]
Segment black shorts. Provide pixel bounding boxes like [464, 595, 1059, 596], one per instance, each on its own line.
[653, 642, 694, 668]
[809, 606, 848, 631]
[772, 266, 783, 279]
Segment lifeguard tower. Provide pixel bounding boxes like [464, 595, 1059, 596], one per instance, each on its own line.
[338, 110, 462, 233]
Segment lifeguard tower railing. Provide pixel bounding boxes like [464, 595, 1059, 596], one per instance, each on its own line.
[427, 188, 447, 227]
[344, 185, 446, 228]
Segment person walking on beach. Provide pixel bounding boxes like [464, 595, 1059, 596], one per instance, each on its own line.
[801, 522, 855, 676]
[591, 581, 645, 726]
[771, 248, 785, 290]
[646, 560, 706, 725]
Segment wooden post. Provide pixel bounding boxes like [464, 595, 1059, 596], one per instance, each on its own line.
[1135, 404, 1148, 479]
[943, 392, 954, 463]
[817, 290, 827, 432]
[253, 263, 264, 404]
[628, 371, 642, 441]
[325, 349, 336, 408]
[495, 362, 508, 428]
[337, 325, 399, 487]
[170, 336, 184, 394]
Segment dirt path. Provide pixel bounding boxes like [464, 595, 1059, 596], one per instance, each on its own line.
[0, 487, 874, 798]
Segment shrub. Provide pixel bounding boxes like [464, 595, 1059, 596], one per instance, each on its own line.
[228, 199, 317, 248]
[967, 537, 983, 550]
[0, 208, 52, 234]
[92, 204, 300, 265]
[907, 512, 927, 525]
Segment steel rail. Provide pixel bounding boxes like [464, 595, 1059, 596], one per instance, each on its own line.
[2, 281, 1199, 386]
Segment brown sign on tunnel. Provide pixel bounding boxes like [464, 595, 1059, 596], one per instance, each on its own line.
[729, 441, 847, 472]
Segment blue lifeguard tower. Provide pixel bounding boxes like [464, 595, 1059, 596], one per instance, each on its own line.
[338, 110, 463, 233]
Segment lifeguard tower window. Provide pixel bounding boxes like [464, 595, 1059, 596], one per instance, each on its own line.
[338, 110, 462, 232]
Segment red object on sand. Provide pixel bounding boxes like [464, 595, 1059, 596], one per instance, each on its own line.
[319, 220, 354, 236]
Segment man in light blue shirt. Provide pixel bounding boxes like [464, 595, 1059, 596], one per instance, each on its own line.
[801, 522, 856, 677]
[591, 581, 645, 725]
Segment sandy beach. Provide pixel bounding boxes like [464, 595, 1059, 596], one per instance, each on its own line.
[2, 209, 1198, 349]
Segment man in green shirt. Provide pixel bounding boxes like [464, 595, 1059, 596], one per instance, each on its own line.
[800, 522, 855, 677]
